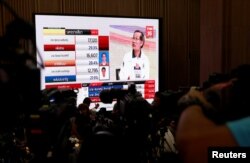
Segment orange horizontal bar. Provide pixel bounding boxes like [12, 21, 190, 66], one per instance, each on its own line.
[44, 60, 75, 67]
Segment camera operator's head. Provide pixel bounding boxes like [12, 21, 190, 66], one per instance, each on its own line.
[201, 73, 230, 90]
[192, 64, 250, 123]
[124, 96, 152, 133]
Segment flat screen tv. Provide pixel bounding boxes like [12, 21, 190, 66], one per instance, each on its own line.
[34, 14, 160, 110]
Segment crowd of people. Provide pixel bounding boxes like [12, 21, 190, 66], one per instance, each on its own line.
[33, 64, 250, 163]
[24, 84, 182, 163]
[1, 64, 250, 163]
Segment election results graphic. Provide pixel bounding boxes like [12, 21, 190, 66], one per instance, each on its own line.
[42, 27, 109, 84]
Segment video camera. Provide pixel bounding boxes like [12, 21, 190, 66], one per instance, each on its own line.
[99, 83, 140, 103]
[157, 90, 187, 121]
[99, 88, 129, 104]
[99, 83, 143, 116]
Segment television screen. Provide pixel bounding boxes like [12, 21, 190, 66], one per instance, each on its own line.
[34, 14, 160, 110]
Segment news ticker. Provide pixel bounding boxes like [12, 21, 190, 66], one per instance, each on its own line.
[45, 80, 156, 102]
[208, 147, 250, 163]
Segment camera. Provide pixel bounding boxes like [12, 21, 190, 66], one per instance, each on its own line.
[99, 88, 129, 104]
[99, 83, 143, 116]
[99, 83, 141, 103]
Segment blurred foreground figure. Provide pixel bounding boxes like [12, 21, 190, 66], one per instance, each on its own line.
[176, 64, 250, 163]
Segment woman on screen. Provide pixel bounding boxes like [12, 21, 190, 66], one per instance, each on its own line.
[99, 52, 109, 66]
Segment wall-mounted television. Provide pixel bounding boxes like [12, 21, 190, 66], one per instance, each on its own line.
[34, 14, 160, 110]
